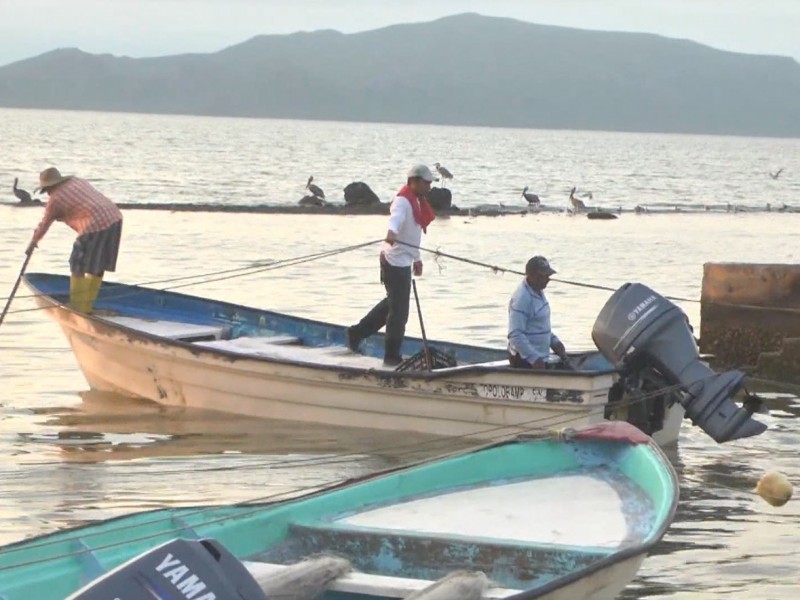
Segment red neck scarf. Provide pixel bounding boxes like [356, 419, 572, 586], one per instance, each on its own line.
[397, 185, 436, 233]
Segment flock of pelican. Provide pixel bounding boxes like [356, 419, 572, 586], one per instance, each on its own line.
[298, 164, 789, 214]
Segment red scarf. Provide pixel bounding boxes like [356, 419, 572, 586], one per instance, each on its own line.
[397, 185, 436, 233]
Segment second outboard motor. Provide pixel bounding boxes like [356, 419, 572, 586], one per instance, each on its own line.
[68, 537, 269, 600]
[592, 282, 767, 443]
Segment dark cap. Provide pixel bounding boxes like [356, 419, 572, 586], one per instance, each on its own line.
[526, 255, 556, 276]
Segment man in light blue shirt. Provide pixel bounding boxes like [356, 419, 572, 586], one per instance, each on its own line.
[508, 255, 568, 369]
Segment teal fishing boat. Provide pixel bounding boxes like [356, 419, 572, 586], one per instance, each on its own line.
[0, 422, 678, 600]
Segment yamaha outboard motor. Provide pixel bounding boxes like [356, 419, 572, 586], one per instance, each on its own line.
[68, 538, 269, 600]
[592, 283, 767, 443]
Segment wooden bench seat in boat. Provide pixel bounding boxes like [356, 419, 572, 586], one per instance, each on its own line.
[244, 560, 521, 599]
[98, 315, 226, 342]
[193, 336, 389, 369]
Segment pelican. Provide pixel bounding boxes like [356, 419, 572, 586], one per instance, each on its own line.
[433, 162, 453, 188]
[521, 186, 540, 206]
[569, 187, 586, 212]
[306, 176, 325, 199]
[12, 177, 33, 204]
[769, 168, 784, 180]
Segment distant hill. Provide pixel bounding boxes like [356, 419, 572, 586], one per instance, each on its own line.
[1, 13, 799, 137]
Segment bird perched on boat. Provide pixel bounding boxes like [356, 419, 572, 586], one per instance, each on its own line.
[769, 168, 784, 180]
[569, 187, 586, 212]
[521, 186, 540, 206]
[433, 162, 453, 188]
[306, 176, 325, 199]
[12, 177, 34, 204]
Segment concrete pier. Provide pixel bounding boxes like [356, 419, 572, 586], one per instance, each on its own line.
[700, 263, 800, 381]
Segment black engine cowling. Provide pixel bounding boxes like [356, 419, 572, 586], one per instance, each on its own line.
[67, 538, 268, 600]
[592, 283, 767, 443]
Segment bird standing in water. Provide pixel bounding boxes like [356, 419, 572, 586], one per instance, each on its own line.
[521, 186, 540, 206]
[12, 177, 34, 204]
[306, 176, 325, 199]
[433, 162, 453, 188]
[569, 187, 586, 213]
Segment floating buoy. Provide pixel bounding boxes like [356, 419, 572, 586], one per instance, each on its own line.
[756, 471, 793, 507]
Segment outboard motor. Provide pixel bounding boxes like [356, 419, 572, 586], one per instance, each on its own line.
[68, 537, 269, 600]
[592, 283, 767, 443]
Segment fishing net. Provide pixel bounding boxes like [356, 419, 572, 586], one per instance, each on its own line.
[395, 346, 458, 372]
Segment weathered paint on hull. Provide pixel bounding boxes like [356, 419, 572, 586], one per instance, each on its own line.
[43, 302, 683, 445]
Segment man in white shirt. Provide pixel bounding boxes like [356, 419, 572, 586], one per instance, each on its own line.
[347, 164, 437, 366]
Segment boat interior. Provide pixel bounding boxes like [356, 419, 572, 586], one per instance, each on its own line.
[28, 273, 616, 374]
[244, 469, 648, 598]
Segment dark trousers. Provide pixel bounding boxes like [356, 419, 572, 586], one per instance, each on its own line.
[353, 259, 412, 361]
[508, 351, 545, 369]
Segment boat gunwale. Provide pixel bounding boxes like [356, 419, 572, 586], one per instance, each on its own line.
[24, 273, 619, 382]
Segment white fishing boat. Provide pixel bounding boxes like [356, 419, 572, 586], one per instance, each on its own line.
[24, 273, 766, 446]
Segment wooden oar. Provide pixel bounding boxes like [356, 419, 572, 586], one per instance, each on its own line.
[412, 279, 432, 371]
[0, 252, 33, 327]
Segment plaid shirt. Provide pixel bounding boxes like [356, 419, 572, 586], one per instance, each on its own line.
[33, 177, 122, 242]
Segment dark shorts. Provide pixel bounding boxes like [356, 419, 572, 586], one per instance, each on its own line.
[70, 220, 123, 276]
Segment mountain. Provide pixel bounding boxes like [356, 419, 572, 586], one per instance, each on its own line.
[1, 13, 798, 137]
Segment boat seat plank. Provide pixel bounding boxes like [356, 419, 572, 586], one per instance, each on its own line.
[219, 335, 302, 347]
[244, 561, 520, 599]
[98, 316, 225, 341]
[194, 337, 390, 369]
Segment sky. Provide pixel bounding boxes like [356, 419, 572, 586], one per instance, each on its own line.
[0, 0, 798, 67]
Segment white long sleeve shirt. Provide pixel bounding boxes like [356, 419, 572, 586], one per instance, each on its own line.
[381, 194, 423, 267]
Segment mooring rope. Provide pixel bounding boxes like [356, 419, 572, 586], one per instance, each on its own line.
[0, 237, 704, 308]
[394, 240, 701, 303]
[0, 239, 384, 317]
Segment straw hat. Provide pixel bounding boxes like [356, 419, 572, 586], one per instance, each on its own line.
[36, 167, 73, 193]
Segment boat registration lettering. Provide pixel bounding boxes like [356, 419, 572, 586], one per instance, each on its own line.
[478, 383, 546, 402]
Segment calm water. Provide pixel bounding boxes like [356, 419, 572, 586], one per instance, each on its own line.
[1, 108, 799, 598]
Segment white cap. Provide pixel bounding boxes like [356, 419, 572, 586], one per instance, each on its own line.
[407, 164, 438, 182]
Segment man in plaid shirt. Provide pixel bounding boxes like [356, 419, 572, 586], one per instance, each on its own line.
[27, 167, 123, 313]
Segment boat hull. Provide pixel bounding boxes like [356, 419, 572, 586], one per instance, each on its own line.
[51, 309, 622, 441]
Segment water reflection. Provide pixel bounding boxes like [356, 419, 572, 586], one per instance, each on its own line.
[28, 389, 475, 464]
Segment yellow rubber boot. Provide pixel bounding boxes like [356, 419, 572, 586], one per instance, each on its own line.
[85, 274, 103, 314]
[69, 275, 93, 313]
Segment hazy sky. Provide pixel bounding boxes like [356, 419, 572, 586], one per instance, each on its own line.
[1, 0, 798, 67]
